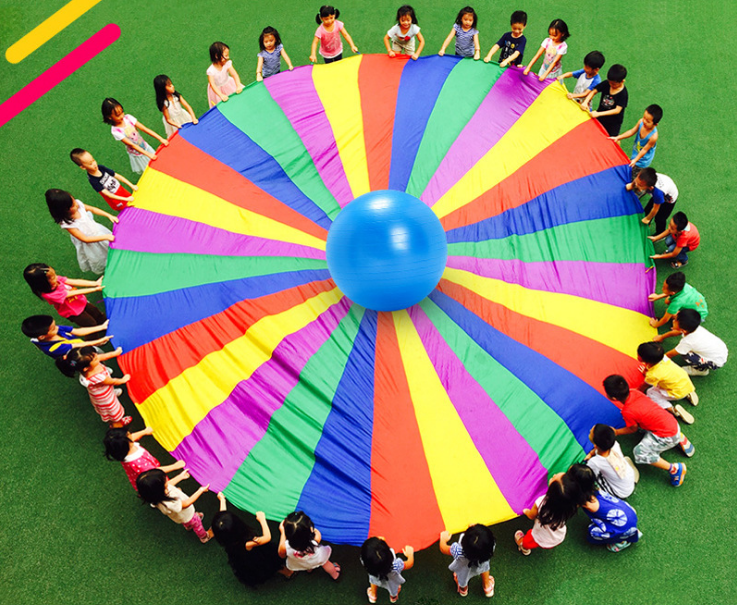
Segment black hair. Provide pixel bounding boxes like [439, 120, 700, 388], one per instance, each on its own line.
[638, 341, 665, 365]
[583, 51, 605, 70]
[212, 511, 264, 586]
[316, 5, 339, 24]
[460, 524, 495, 567]
[21, 314, 54, 338]
[607, 64, 627, 82]
[69, 148, 89, 166]
[396, 4, 418, 24]
[602, 374, 630, 403]
[259, 26, 282, 51]
[153, 74, 180, 112]
[104, 427, 132, 461]
[23, 263, 54, 297]
[136, 468, 176, 505]
[455, 6, 478, 28]
[45, 188, 76, 224]
[101, 97, 123, 125]
[566, 463, 597, 505]
[510, 10, 527, 25]
[637, 167, 657, 188]
[591, 424, 616, 452]
[665, 271, 686, 293]
[209, 41, 230, 64]
[361, 537, 393, 581]
[548, 19, 570, 40]
[677, 308, 702, 333]
[57, 345, 96, 378]
[537, 474, 580, 531]
[283, 511, 316, 553]
[646, 103, 663, 124]
[672, 211, 689, 231]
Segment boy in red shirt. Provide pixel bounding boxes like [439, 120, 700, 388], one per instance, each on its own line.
[649, 211, 699, 268]
[602, 374, 692, 487]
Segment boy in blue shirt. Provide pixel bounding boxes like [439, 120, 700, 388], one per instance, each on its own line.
[484, 11, 527, 67]
[611, 104, 662, 174]
[22, 315, 110, 358]
[559, 51, 605, 100]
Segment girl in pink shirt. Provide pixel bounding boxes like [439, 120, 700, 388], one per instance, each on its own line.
[24, 263, 106, 327]
[309, 5, 358, 64]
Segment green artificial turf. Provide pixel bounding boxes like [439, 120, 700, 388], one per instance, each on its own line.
[1, 1, 736, 604]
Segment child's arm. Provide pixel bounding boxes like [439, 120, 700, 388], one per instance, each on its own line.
[483, 43, 500, 63]
[629, 131, 659, 168]
[649, 311, 674, 329]
[567, 90, 592, 100]
[438, 530, 452, 555]
[641, 200, 661, 225]
[472, 33, 480, 60]
[281, 48, 294, 71]
[665, 347, 679, 359]
[159, 460, 186, 474]
[113, 172, 138, 192]
[340, 27, 358, 54]
[208, 74, 230, 103]
[168, 468, 190, 487]
[277, 521, 288, 557]
[65, 276, 102, 288]
[71, 335, 111, 349]
[70, 321, 108, 337]
[411, 32, 425, 60]
[538, 54, 561, 81]
[313, 528, 322, 544]
[591, 105, 623, 120]
[65, 285, 103, 298]
[557, 71, 574, 80]
[401, 545, 415, 570]
[134, 121, 169, 147]
[162, 104, 180, 130]
[96, 346, 122, 363]
[83, 203, 118, 226]
[522, 46, 544, 75]
[121, 136, 157, 161]
[653, 329, 680, 343]
[99, 373, 131, 387]
[256, 56, 265, 82]
[499, 49, 519, 68]
[579, 88, 598, 112]
[614, 425, 638, 436]
[130, 426, 154, 441]
[384, 33, 396, 57]
[101, 189, 134, 204]
[64, 276, 104, 297]
[651, 245, 683, 260]
[180, 483, 210, 509]
[246, 511, 272, 549]
[228, 64, 245, 94]
[438, 28, 456, 56]
[648, 227, 671, 242]
[523, 503, 539, 519]
[610, 121, 639, 143]
[178, 96, 198, 125]
[310, 36, 319, 63]
[648, 292, 667, 302]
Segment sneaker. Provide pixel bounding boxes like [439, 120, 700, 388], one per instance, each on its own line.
[673, 404, 695, 425]
[670, 462, 686, 487]
[679, 435, 695, 458]
[514, 530, 531, 556]
[683, 366, 710, 377]
[607, 540, 633, 553]
[685, 391, 699, 406]
[484, 577, 495, 598]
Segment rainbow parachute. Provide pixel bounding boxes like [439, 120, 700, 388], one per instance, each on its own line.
[105, 55, 656, 550]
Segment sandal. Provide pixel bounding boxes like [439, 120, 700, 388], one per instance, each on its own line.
[484, 576, 495, 598]
[453, 572, 468, 597]
[514, 530, 531, 556]
[670, 260, 687, 268]
[367, 587, 377, 604]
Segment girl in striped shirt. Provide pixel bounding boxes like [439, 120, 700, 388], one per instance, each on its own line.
[438, 6, 480, 60]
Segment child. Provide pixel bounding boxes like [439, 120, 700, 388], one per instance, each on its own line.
[384, 5, 425, 60]
[60, 346, 132, 427]
[626, 168, 678, 232]
[207, 41, 245, 107]
[649, 211, 700, 268]
[153, 74, 198, 137]
[523, 19, 570, 81]
[438, 6, 480, 60]
[104, 426, 185, 489]
[23, 263, 105, 327]
[584, 424, 638, 499]
[611, 104, 663, 173]
[638, 341, 698, 424]
[257, 27, 294, 80]
[309, 5, 359, 64]
[277, 511, 340, 579]
[514, 472, 579, 555]
[604, 374, 692, 487]
[648, 271, 708, 340]
[484, 10, 527, 67]
[568, 464, 641, 553]
[46, 188, 116, 274]
[439, 526, 495, 598]
[559, 50, 605, 100]
[581, 64, 628, 137]
[666, 309, 728, 377]
[21, 315, 109, 359]
[362, 537, 414, 603]
[213, 493, 293, 586]
[101, 98, 169, 174]
[136, 468, 213, 543]
[70, 148, 136, 212]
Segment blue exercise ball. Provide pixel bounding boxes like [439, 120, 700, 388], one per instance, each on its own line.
[326, 190, 448, 312]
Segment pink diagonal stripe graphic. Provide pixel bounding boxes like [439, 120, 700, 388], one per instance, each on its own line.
[0, 23, 120, 129]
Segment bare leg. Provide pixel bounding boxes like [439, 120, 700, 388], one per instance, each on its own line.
[322, 559, 340, 579]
